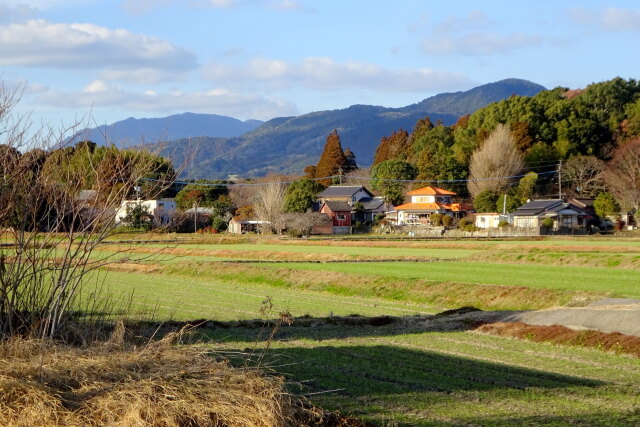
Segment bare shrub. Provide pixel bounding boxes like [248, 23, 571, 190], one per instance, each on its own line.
[562, 154, 605, 197]
[603, 137, 640, 211]
[468, 124, 524, 198]
[0, 82, 174, 339]
[253, 179, 285, 234]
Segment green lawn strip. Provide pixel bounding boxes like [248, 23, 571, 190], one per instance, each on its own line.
[152, 261, 599, 310]
[207, 329, 640, 426]
[266, 261, 640, 298]
[97, 271, 435, 321]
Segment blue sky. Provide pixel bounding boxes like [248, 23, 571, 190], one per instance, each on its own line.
[2, 0, 639, 127]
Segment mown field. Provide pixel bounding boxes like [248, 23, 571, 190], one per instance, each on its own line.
[95, 235, 640, 425]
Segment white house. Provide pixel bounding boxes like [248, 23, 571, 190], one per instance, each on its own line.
[115, 199, 176, 227]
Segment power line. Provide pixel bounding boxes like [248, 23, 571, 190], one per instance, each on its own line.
[141, 169, 559, 188]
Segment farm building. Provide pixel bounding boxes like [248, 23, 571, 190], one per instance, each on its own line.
[475, 213, 502, 229]
[511, 199, 587, 233]
[227, 218, 270, 234]
[394, 186, 472, 225]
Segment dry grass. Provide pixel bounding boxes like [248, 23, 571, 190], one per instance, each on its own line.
[0, 329, 342, 427]
[476, 321, 640, 358]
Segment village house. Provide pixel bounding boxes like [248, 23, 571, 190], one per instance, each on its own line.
[511, 199, 587, 233]
[318, 185, 373, 204]
[316, 185, 390, 232]
[394, 186, 471, 225]
[320, 201, 353, 234]
[115, 199, 176, 227]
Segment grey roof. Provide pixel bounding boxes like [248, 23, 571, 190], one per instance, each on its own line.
[319, 185, 373, 198]
[513, 199, 586, 217]
[323, 201, 352, 212]
[358, 197, 386, 210]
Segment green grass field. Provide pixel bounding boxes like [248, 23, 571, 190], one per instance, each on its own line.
[93, 236, 640, 425]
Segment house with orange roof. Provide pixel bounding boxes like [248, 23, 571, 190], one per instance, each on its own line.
[394, 186, 472, 225]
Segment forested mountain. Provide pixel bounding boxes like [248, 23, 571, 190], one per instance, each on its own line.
[369, 77, 640, 208]
[71, 113, 263, 147]
[151, 78, 545, 178]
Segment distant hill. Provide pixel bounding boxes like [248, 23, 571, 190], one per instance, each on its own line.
[152, 79, 546, 178]
[71, 112, 263, 146]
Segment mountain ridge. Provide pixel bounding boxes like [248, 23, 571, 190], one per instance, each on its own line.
[79, 78, 547, 178]
[71, 112, 264, 146]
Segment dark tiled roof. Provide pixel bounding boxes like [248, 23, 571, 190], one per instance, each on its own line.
[323, 201, 352, 212]
[358, 197, 386, 210]
[319, 186, 373, 198]
[512, 199, 563, 216]
[513, 199, 586, 217]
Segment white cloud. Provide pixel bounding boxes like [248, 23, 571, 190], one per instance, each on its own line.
[203, 57, 471, 93]
[419, 11, 544, 56]
[422, 33, 545, 55]
[121, 0, 173, 15]
[100, 68, 189, 84]
[0, 20, 197, 71]
[601, 8, 640, 31]
[0, 3, 39, 23]
[569, 7, 640, 32]
[432, 10, 488, 35]
[35, 83, 298, 120]
[82, 80, 110, 93]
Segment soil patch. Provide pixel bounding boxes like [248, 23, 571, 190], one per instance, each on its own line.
[476, 322, 640, 358]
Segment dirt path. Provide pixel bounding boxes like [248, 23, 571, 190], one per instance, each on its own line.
[503, 298, 640, 337]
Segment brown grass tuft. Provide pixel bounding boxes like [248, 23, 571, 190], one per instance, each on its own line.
[0, 337, 340, 427]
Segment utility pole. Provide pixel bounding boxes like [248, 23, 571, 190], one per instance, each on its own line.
[338, 167, 343, 185]
[503, 193, 507, 215]
[193, 201, 198, 233]
[558, 160, 563, 200]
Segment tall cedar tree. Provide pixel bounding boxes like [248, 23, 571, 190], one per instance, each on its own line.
[315, 130, 347, 187]
[343, 148, 358, 173]
[372, 129, 409, 167]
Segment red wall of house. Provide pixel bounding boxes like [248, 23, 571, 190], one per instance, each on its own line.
[320, 205, 352, 227]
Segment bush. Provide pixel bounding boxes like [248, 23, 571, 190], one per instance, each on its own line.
[430, 213, 443, 226]
[498, 220, 510, 227]
[442, 215, 453, 227]
[457, 217, 474, 231]
[374, 213, 386, 225]
[615, 219, 626, 231]
[211, 216, 228, 232]
[542, 217, 554, 228]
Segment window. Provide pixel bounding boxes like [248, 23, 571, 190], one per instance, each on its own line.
[337, 214, 346, 220]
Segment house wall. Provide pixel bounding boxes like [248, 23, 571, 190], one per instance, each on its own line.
[410, 195, 452, 204]
[513, 216, 539, 228]
[320, 205, 352, 227]
[115, 199, 176, 226]
[475, 214, 500, 229]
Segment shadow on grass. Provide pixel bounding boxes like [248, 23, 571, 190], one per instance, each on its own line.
[243, 345, 603, 394]
[193, 309, 501, 342]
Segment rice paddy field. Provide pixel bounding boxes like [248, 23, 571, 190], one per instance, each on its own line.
[96, 234, 640, 425]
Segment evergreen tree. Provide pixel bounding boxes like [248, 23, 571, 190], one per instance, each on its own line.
[343, 148, 358, 173]
[372, 129, 409, 167]
[315, 130, 347, 187]
[283, 178, 323, 213]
